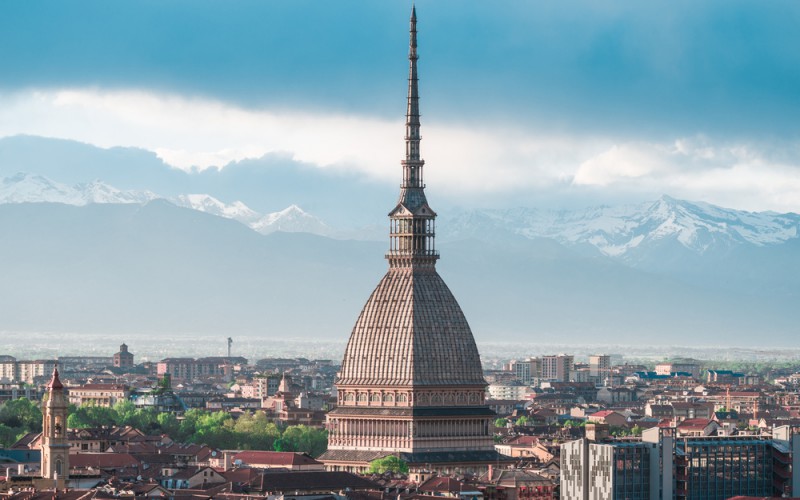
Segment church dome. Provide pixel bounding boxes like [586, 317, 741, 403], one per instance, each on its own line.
[337, 267, 486, 387]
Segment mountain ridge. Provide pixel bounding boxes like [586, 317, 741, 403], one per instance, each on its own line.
[1, 200, 795, 345]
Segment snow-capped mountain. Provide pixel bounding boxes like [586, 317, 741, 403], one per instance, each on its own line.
[4, 172, 799, 258]
[251, 204, 331, 236]
[171, 194, 261, 225]
[441, 195, 800, 258]
[0, 173, 158, 205]
[0, 172, 331, 236]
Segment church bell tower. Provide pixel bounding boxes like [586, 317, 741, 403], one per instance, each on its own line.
[41, 366, 69, 484]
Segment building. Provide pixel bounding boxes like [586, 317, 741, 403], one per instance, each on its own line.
[0, 358, 58, 384]
[0, 355, 16, 382]
[156, 356, 247, 381]
[57, 356, 113, 371]
[227, 451, 325, 471]
[320, 8, 504, 474]
[511, 358, 541, 385]
[481, 468, 557, 500]
[68, 383, 130, 407]
[655, 361, 700, 379]
[560, 424, 800, 500]
[0, 383, 42, 403]
[254, 373, 282, 398]
[487, 382, 534, 400]
[588, 355, 611, 382]
[541, 355, 574, 382]
[113, 343, 134, 369]
[40, 367, 70, 489]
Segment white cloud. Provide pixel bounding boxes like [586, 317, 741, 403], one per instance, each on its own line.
[572, 138, 800, 212]
[1, 88, 800, 213]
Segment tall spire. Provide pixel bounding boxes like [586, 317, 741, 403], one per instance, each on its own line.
[48, 365, 63, 389]
[404, 4, 422, 185]
[387, 5, 438, 269]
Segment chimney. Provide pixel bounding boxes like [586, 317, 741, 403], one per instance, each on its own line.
[586, 423, 609, 442]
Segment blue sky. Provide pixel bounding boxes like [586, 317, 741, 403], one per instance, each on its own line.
[2, 1, 800, 211]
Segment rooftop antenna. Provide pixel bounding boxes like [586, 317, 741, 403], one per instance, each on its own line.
[227, 337, 233, 359]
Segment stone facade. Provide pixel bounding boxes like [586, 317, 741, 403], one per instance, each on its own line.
[41, 367, 70, 485]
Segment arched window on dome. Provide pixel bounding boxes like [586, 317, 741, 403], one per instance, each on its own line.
[357, 393, 368, 403]
[383, 394, 394, 403]
[456, 393, 466, 404]
[397, 393, 408, 403]
[370, 393, 381, 402]
[431, 394, 442, 405]
[345, 393, 355, 402]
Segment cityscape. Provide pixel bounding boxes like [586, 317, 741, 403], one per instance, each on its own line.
[2, 2, 800, 500]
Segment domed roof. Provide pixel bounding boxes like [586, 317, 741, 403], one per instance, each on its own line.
[337, 267, 486, 387]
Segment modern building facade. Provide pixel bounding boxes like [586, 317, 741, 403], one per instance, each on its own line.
[588, 355, 611, 382]
[320, 7, 501, 473]
[511, 358, 541, 385]
[156, 356, 247, 381]
[541, 355, 574, 382]
[0, 357, 58, 384]
[561, 424, 800, 500]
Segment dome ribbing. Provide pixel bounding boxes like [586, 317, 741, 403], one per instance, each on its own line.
[337, 268, 485, 387]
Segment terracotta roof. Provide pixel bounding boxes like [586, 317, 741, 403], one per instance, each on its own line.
[70, 452, 141, 469]
[47, 366, 63, 389]
[253, 471, 380, 492]
[233, 451, 321, 467]
[10, 432, 40, 449]
[220, 467, 261, 485]
[677, 418, 715, 430]
[482, 469, 553, 488]
[507, 435, 539, 446]
[5, 491, 93, 500]
[72, 384, 128, 391]
[418, 476, 466, 493]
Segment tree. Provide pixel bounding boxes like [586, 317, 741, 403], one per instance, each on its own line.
[278, 425, 328, 457]
[67, 404, 118, 429]
[494, 418, 508, 428]
[157, 412, 181, 437]
[112, 400, 157, 431]
[516, 415, 529, 426]
[0, 423, 21, 448]
[0, 398, 42, 433]
[234, 412, 281, 450]
[369, 455, 409, 474]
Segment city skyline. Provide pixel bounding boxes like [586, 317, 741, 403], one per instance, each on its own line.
[2, 1, 800, 212]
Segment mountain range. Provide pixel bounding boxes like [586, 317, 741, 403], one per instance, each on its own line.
[0, 135, 798, 346]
